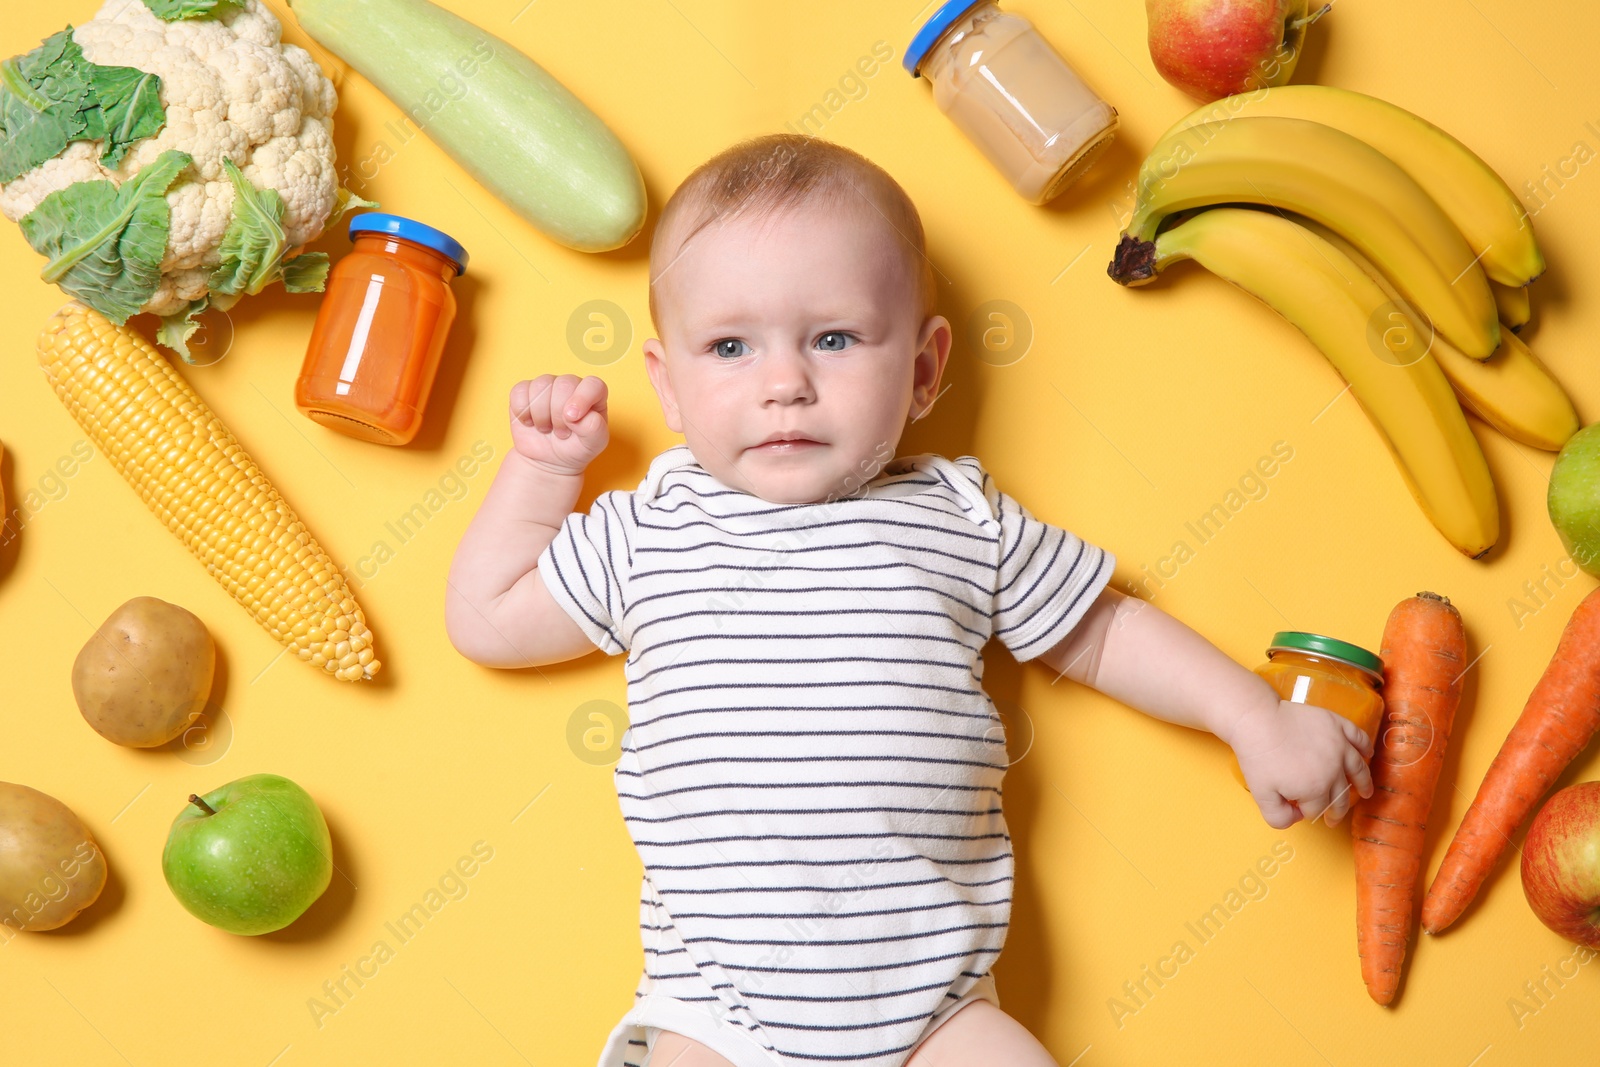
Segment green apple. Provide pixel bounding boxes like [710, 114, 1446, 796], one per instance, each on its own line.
[1549, 422, 1600, 578]
[162, 773, 332, 935]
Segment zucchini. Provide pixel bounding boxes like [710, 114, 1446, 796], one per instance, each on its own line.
[288, 0, 646, 252]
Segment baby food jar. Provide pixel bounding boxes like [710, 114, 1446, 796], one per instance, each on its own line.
[295, 213, 469, 446]
[1232, 631, 1385, 789]
[904, 0, 1119, 204]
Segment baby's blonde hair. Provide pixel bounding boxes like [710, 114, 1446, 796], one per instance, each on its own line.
[648, 133, 938, 333]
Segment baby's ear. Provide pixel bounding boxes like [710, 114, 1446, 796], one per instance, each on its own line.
[911, 315, 952, 411]
[641, 340, 684, 434]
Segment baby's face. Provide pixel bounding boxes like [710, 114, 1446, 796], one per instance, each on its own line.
[643, 198, 949, 505]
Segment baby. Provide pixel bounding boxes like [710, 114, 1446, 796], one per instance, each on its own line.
[445, 134, 1375, 1067]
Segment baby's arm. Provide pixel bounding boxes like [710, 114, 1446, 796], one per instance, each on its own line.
[1037, 586, 1374, 828]
[445, 375, 609, 668]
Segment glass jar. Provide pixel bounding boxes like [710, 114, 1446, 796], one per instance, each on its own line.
[904, 0, 1119, 204]
[295, 213, 468, 445]
[1232, 631, 1385, 790]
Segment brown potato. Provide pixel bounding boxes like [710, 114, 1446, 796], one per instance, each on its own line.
[0, 783, 107, 932]
[72, 597, 215, 748]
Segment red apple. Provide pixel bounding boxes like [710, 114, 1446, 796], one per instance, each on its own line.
[1146, 0, 1332, 102]
[1522, 781, 1600, 948]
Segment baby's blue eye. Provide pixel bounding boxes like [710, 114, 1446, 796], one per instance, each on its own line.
[817, 332, 856, 352]
[713, 339, 749, 359]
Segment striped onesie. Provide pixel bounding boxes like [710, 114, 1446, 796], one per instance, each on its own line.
[539, 443, 1115, 1067]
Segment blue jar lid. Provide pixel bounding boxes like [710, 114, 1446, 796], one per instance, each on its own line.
[349, 212, 469, 275]
[903, 0, 987, 77]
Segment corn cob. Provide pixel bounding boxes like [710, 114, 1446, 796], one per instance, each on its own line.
[37, 302, 380, 681]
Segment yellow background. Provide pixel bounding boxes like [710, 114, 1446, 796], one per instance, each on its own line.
[3, 0, 1599, 1063]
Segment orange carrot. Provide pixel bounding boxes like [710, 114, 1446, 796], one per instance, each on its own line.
[1352, 592, 1465, 1005]
[1422, 583, 1600, 934]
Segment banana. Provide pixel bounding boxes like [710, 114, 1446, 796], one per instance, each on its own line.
[1492, 281, 1532, 330]
[1301, 218, 1576, 451]
[1111, 117, 1502, 359]
[1158, 85, 1545, 287]
[1148, 206, 1498, 557]
[1452, 331, 1577, 451]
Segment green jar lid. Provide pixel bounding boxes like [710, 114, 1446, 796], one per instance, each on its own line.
[1267, 631, 1383, 680]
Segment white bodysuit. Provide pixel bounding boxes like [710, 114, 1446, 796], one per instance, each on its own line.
[538, 444, 1115, 1067]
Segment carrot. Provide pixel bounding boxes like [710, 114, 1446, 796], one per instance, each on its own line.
[1422, 583, 1600, 934]
[1352, 592, 1465, 1005]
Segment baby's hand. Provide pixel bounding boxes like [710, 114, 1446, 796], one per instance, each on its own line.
[509, 374, 609, 476]
[1231, 699, 1374, 829]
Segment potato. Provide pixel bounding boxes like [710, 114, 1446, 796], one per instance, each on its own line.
[72, 596, 215, 748]
[0, 783, 107, 932]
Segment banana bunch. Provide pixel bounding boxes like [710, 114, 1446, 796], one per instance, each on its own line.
[1109, 85, 1578, 558]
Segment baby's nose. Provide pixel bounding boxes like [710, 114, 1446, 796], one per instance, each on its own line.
[760, 347, 817, 403]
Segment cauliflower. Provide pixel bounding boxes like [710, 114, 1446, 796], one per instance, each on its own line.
[0, 0, 360, 356]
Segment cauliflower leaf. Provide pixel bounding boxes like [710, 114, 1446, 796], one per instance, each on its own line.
[162, 177, 370, 360]
[20, 149, 192, 324]
[159, 252, 325, 364]
[145, 0, 245, 20]
[334, 184, 380, 222]
[281, 253, 331, 292]
[156, 287, 244, 364]
[0, 28, 166, 183]
[85, 64, 165, 169]
[212, 158, 347, 300]
[156, 298, 212, 362]
[211, 157, 298, 296]
[0, 32, 95, 184]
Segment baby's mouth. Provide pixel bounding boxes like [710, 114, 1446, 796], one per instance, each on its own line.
[748, 439, 824, 454]
[747, 434, 824, 454]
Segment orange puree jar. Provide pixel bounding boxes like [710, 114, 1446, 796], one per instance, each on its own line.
[1232, 631, 1384, 790]
[295, 213, 469, 445]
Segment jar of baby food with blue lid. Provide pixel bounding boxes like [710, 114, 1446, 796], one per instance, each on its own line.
[295, 212, 468, 445]
[905, 1, 1119, 204]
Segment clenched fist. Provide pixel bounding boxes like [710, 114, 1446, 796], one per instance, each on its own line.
[1233, 698, 1375, 828]
[509, 374, 609, 476]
